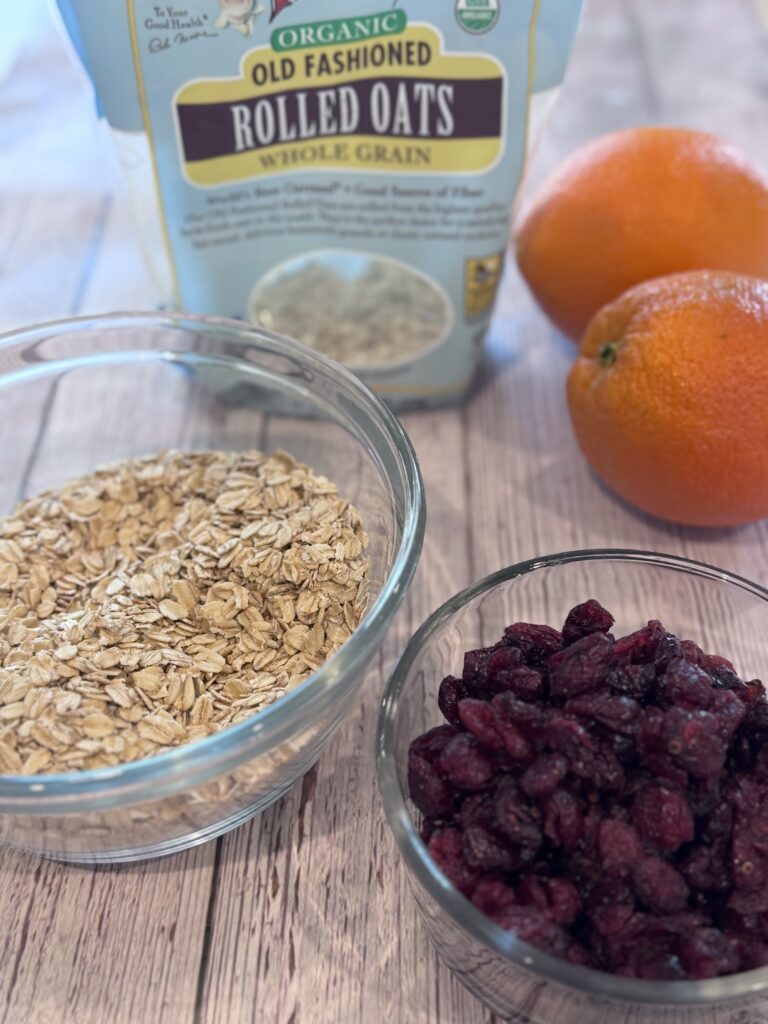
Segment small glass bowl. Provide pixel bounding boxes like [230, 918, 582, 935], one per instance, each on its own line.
[377, 550, 768, 1023]
[0, 312, 424, 863]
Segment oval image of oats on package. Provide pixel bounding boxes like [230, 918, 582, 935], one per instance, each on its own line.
[250, 250, 453, 371]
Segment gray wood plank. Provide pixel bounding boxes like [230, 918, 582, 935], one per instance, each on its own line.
[0, 844, 214, 1024]
[627, 0, 768, 156]
[0, 29, 218, 1024]
[196, 408, 482, 1024]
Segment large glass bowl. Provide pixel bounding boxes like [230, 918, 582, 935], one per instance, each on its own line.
[377, 550, 768, 1023]
[0, 312, 424, 863]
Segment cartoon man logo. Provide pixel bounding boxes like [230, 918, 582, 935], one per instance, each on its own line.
[215, 0, 265, 37]
[473, 262, 493, 285]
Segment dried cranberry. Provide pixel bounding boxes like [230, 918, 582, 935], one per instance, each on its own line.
[684, 780, 718, 822]
[548, 632, 614, 699]
[744, 700, 768, 738]
[502, 622, 562, 664]
[515, 875, 550, 911]
[455, 793, 493, 830]
[589, 878, 636, 936]
[562, 599, 615, 646]
[739, 679, 767, 705]
[632, 781, 694, 852]
[701, 653, 740, 690]
[490, 692, 548, 746]
[408, 751, 456, 818]
[638, 745, 692, 790]
[471, 878, 516, 917]
[461, 646, 500, 695]
[426, 828, 481, 896]
[409, 724, 459, 762]
[486, 645, 524, 676]
[633, 857, 689, 914]
[654, 632, 683, 671]
[517, 876, 582, 927]
[751, 802, 768, 856]
[730, 775, 762, 815]
[681, 841, 731, 893]
[490, 905, 573, 956]
[597, 726, 637, 763]
[567, 943, 594, 967]
[752, 745, 768, 781]
[640, 756, 690, 790]
[728, 888, 768, 917]
[680, 639, 705, 665]
[545, 878, 583, 927]
[612, 620, 665, 665]
[729, 734, 756, 775]
[700, 799, 733, 842]
[598, 819, 643, 877]
[606, 662, 656, 699]
[709, 689, 746, 744]
[437, 733, 495, 790]
[547, 716, 624, 790]
[678, 928, 741, 979]
[636, 705, 664, 748]
[437, 676, 465, 725]
[520, 753, 569, 800]
[663, 708, 726, 779]
[492, 777, 542, 853]
[484, 646, 535, 698]
[457, 699, 506, 752]
[543, 789, 583, 850]
[546, 714, 593, 757]
[486, 699, 535, 761]
[462, 824, 521, 871]
[731, 821, 768, 893]
[580, 804, 603, 849]
[490, 664, 543, 703]
[658, 658, 713, 710]
[565, 692, 640, 735]
[729, 933, 768, 970]
[618, 914, 708, 979]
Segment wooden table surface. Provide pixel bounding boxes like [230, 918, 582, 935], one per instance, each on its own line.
[2, 1, 768, 1021]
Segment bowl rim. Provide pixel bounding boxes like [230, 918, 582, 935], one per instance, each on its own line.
[0, 310, 426, 809]
[376, 548, 768, 1007]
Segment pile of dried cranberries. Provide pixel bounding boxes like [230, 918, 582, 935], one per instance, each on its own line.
[407, 600, 768, 979]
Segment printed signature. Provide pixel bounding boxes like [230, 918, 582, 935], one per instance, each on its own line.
[149, 30, 218, 52]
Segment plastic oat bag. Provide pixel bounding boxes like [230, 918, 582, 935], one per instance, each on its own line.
[56, 0, 582, 406]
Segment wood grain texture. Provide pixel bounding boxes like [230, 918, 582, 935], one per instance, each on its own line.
[0, 845, 214, 1024]
[1, 1, 768, 1022]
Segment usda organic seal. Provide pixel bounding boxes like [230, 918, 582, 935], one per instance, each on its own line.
[456, 0, 500, 34]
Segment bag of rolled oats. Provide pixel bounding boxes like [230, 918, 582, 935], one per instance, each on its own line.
[57, 0, 582, 406]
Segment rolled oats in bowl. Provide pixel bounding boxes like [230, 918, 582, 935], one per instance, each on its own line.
[0, 313, 423, 861]
[0, 449, 369, 775]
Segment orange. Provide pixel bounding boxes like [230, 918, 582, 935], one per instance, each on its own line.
[566, 271, 768, 527]
[515, 127, 768, 340]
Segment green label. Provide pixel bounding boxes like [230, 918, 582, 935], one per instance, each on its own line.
[271, 10, 407, 52]
[456, 0, 500, 34]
